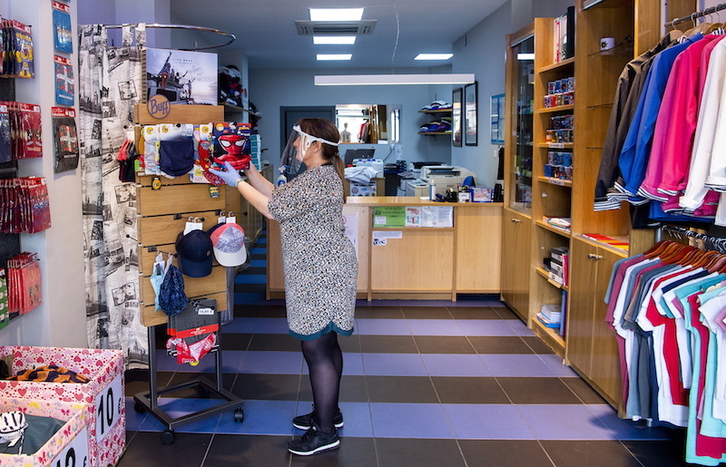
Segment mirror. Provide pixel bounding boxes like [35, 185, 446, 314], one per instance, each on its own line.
[335, 104, 401, 144]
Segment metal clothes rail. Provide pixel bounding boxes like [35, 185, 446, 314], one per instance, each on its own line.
[658, 224, 726, 254]
[669, 3, 726, 27]
[103, 23, 236, 51]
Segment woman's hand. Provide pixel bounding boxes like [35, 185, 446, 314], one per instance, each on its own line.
[209, 161, 243, 187]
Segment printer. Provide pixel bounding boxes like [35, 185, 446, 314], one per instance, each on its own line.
[420, 166, 476, 197]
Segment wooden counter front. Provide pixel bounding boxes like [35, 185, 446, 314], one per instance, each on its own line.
[267, 197, 503, 301]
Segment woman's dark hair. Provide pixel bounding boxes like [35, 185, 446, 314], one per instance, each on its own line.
[297, 118, 345, 184]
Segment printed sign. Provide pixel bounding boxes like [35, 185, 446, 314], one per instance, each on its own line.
[94, 373, 123, 442]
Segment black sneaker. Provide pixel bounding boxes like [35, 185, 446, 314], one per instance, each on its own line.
[287, 426, 340, 456]
[292, 407, 343, 430]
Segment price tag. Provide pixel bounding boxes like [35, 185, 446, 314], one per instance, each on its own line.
[548, 143, 565, 149]
[95, 373, 123, 442]
[549, 178, 565, 186]
[52, 424, 89, 467]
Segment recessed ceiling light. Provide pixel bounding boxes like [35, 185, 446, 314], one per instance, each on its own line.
[415, 53, 453, 60]
[310, 8, 364, 22]
[317, 54, 353, 61]
[313, 36, 356, 45]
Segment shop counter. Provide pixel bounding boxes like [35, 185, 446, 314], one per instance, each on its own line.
[267, 197, 502, 301]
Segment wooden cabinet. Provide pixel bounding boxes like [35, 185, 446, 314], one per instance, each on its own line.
[502, 24, 535, 321]
[567, 237, 625, 408]
[267, 198, 502, 301]
[500, 208, 531, 322]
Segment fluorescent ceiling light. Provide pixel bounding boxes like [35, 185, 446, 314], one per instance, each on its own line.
[415, 53, 453, 60]
[317, 54, 352, 61]
[517, 53, 535, 60]
[313, 36, 356, 45]
[310, 8, 364, 21]
[314, 73, 476, 86]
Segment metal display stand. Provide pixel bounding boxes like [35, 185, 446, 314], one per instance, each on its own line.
[133, 313, 244, 445]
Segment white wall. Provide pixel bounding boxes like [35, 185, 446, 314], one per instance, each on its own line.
[449, 0, 580, 188]
[2, 1, 86, 347]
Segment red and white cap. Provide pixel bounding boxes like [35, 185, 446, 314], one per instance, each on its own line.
[209, 223, 247, 267]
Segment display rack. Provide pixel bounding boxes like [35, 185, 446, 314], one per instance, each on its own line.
[133, 310, 243, 445]
[132, 68, 246, 442]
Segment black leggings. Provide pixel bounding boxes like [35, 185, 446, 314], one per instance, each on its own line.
[301, 331, 343, 433]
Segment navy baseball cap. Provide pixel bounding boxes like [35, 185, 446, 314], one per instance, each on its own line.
[175, 229, 214, 277]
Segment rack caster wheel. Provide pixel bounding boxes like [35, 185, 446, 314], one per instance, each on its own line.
[134, 401, 146, 414]
[234, 408, 244, 423]
[161, 429, 175, 445]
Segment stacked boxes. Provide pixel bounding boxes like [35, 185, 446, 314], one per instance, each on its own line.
[545, 114, 574, 144]
[544, 151, 573, 180]
[0, 346, 125, 467]
[544, 77, 575, 108]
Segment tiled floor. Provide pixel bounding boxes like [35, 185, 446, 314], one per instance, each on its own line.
[117, 235, 692, 466]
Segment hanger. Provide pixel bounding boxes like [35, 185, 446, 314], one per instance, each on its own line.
[644, 240, 674, 258]
[684, 12, 713, 36]
[659, 242, 691, 264]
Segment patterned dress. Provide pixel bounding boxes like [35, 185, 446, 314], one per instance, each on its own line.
[268, 164, 358, 340]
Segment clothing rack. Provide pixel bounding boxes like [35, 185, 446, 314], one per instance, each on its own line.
[669, 3, 726, 27]
[658, 224, 726, 253]
[103, 23, 236, 51]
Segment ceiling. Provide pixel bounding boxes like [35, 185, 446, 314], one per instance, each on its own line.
[169, 0, 508, 70]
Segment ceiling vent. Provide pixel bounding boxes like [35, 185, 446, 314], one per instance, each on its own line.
[295, 20, 377, 35]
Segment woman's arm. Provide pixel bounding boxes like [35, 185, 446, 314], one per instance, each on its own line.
[243, 163, 275, 197]
[210, 161, 274, 219]
[235, 179, 274, 219]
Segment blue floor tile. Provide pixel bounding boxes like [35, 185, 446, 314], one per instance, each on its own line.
[538, 354, 579, 377]
[516, 405, 616, 440]
[370, 403, 454, 438]
[234, 292, 269, 306]
[407, 319, 464, 336]
[238, 351, 304, 375]
[136, 397, 224, 433]
[457, 320, 524, 337]
[341, 352, 365, 376]
[443, 404, 535, 439]
[223, 317, 261, 334]
[215, 400, 296, 436]
[481, 354, 574, 377]
[362, 353, 428, 376]
[355, 318, 412, 335]
[250, 317, 290, 334]
[235, 274, 267, 284]
[421, 354, 492, 377]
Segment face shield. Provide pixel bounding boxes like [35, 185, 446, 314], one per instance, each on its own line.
[279, 124, 338, 180]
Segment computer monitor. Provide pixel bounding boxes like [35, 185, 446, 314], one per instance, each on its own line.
[343, 148, 376, 166]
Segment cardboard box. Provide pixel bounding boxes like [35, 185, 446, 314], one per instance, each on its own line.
[0, 346, 125, 467]
[0, 397, 89, 467]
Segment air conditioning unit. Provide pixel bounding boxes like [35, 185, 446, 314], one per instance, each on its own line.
[295, 20, 377, 35]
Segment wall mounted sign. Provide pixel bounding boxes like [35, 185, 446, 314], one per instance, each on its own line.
[147, 94, 170, 119]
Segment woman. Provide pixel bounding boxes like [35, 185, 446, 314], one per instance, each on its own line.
[211, 118, 358, 456]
